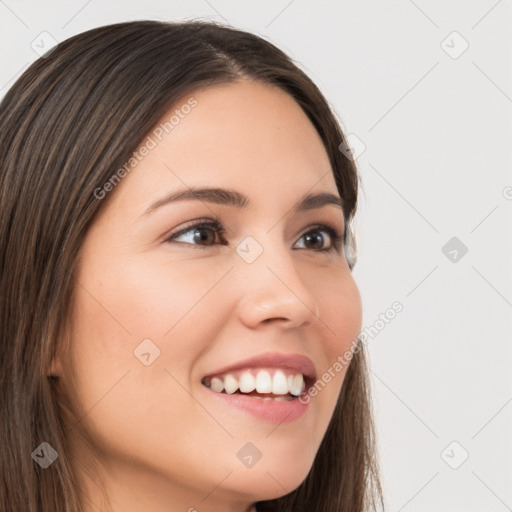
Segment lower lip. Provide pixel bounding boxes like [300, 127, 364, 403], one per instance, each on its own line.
[203, 387, 310, 423]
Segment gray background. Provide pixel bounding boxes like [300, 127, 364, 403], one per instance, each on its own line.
[1, 1, 511, 510]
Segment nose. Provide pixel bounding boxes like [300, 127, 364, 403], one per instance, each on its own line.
[234, 242, 321, 330]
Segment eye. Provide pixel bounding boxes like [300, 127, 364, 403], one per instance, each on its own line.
[295, 224, 344, 253]
[164, 219, 344, 253]
[164, 219, 227, 247]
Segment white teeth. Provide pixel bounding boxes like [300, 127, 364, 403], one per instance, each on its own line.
[272, 370, 289, 395]
[255, 370, 273, 393]
[223, 374, 239, 394]
[203, 369, 306, 397]
[290, 374, 304, 396]
[239, 372, 256, 393]
[210, 377, 224, 393]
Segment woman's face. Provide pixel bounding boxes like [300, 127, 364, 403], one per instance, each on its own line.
[54, 79, 362, 511]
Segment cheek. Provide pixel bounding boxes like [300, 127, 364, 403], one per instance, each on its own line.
[311, 273, 362, 411]
[64, 254, 228, 429]
[62, 277, 206, 473]
[100, 254, 232, 338]
[320, 272, 362, 358]
[73, 249, 222, 350]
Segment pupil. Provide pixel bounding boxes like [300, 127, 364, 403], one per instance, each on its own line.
[194, 228, 214, 244]
[306, 233, 323, 248]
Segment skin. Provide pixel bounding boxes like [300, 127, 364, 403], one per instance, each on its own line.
[50, 79, 363, 512]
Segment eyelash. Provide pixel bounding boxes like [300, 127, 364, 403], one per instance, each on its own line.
[164, 218, 344, 253]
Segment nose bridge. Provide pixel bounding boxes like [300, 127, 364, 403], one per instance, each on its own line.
[233, 233, 320, 328]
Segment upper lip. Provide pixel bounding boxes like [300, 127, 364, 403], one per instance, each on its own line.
[203, 351, 317, 380]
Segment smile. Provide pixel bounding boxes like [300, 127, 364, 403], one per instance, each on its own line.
[201, 368, 307, 400]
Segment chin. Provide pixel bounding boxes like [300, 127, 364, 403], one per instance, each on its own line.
[218, 456, 314, 502]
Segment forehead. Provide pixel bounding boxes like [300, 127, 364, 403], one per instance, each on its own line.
[105, 80, 338, 217]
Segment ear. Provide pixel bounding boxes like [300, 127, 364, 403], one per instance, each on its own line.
[49, 323, 71, 378]
[48, 355, 63, 378]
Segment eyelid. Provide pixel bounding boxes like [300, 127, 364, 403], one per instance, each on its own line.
[298, 223, 345, 252]
[163, 217, 223, 240]
[164, 217, 345, 252]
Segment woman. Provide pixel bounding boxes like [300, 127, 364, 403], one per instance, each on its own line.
[0, 19, 384, 512]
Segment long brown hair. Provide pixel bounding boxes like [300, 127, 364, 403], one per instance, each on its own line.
[0, 19, 384, 512]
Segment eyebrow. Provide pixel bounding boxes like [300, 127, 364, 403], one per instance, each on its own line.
[142, 187, 344, 216]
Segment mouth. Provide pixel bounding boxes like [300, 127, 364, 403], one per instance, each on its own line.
[199, 352, 316, 423]
[201, 368, 315, 401]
